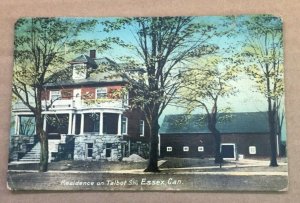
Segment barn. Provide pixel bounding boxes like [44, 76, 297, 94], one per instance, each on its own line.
[159, 112, 282, 159]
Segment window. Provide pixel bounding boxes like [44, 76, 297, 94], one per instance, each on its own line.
[121, 116, 128, 135]
[123, 92, 129, 106]
[183, 146, 189, 152]
[139, 120, 145, 136]
[84, 113, 100, 133]
[106, 143, 112, 158]
[50, 90, 61, 101]
[46, 114, 69, 135]
[19, 116, 35, 136]
[166, 147, 172, 152]
[86, 143, 93, 158]
[103, 113, 118, 134]
[96, 87, 107, 99]
[198, 146, 204, 152]
[72, 64, 86, 79]
[249, 146, 256, 155]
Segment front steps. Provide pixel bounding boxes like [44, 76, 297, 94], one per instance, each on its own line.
[18, 142, 41, 163]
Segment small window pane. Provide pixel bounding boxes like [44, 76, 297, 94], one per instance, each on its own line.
[183, 146, 189, 152]
[106, 143, 112, 157]
[198, 146, 204, 152]
[121, 117, 127, 134]
[86, 143, 93, 158]
[51, 90, 61, 101]
[249, 146, 256, 155]
[167, 147, 172, 152]
[140, 120, 144, 136]
[96, 88, 107, 98]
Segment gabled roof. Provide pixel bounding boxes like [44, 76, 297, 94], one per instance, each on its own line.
[69, 55, 98, 69]
[44, 55, 125, 88]
[159, 112, 270, 134]
[94, 57, 118, 67]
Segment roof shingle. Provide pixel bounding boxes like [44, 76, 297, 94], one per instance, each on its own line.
[159, 112, 270, 134]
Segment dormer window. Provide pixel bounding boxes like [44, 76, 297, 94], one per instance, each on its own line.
[72, 64, 87, 80]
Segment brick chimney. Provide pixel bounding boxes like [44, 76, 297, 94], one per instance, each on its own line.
[90, 50, 96, 59]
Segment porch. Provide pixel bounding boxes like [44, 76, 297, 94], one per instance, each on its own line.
[13, 111, 125, 137]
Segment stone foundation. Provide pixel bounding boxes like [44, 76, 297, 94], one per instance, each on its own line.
[74, 134, 123, 161]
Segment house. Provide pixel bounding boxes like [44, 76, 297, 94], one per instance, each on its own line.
[159, 112, 283, 159]
[10, 50, 149, 162]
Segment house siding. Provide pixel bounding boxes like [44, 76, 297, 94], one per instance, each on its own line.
[160, 133, 270, 158]
[61, 89, 73, 99]
[123, 109, 149, 143]
[41, 90, 50, 100]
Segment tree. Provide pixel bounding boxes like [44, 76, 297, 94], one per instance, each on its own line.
[12, 18, 97, 172]
[238, 15, 284, 166]
[179, 56, 238, 163]
[102, 17, 218, 172]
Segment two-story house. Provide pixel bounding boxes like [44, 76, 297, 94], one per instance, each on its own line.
[10, 50, 149, 162]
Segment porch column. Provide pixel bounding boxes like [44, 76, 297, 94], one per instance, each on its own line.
[14, 115, 20, 135]
[158, 133, 161, 157]
[117, 113, 122, 136]
[72, 114, 76, 134]
[43, 114, 47, 132]
[99, 112, 103, 135]
[80, 113, 84, 135]
[68, 113, 72, 135]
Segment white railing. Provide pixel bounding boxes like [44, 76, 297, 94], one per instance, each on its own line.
[79, 99, 124, 109]
[43, 100, 74, 109]
[14, 98, 125, 111]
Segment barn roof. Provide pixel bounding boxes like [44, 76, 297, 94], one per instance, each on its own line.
[159, 112, 270, 134]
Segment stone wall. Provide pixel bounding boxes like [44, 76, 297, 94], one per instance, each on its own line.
[74, 134, 123, 161]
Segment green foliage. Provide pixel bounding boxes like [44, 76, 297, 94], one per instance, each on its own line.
[13, 18, 97, 88]
[102, 17, 219, 122]
[13, 18, 97, 111]
[236, 15, 284, 99]
[179, 55, 239, 114]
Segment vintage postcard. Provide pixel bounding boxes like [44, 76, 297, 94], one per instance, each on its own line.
[7, 15, 288, 191]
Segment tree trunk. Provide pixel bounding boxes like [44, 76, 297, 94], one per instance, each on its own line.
[144, 118, 160, 172]
[266, 64, 278, 167]
[269, 109, 278, 167]
[36, 113, 48, 172]
[207, 112, 223, 164]
[213, 129, 223, 164]
[36, 88, 49, 172]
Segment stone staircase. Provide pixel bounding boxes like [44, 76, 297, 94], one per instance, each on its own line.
[18, 142, 40, 163]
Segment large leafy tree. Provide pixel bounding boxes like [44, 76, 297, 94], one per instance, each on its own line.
[102, 17, 218, 172]
[13, 18, 97, 172]
[179, 56, 238, 163]
[238, 15, 284, 166]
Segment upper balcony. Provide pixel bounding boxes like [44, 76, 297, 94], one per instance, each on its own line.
[13, 98, 126, 112]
